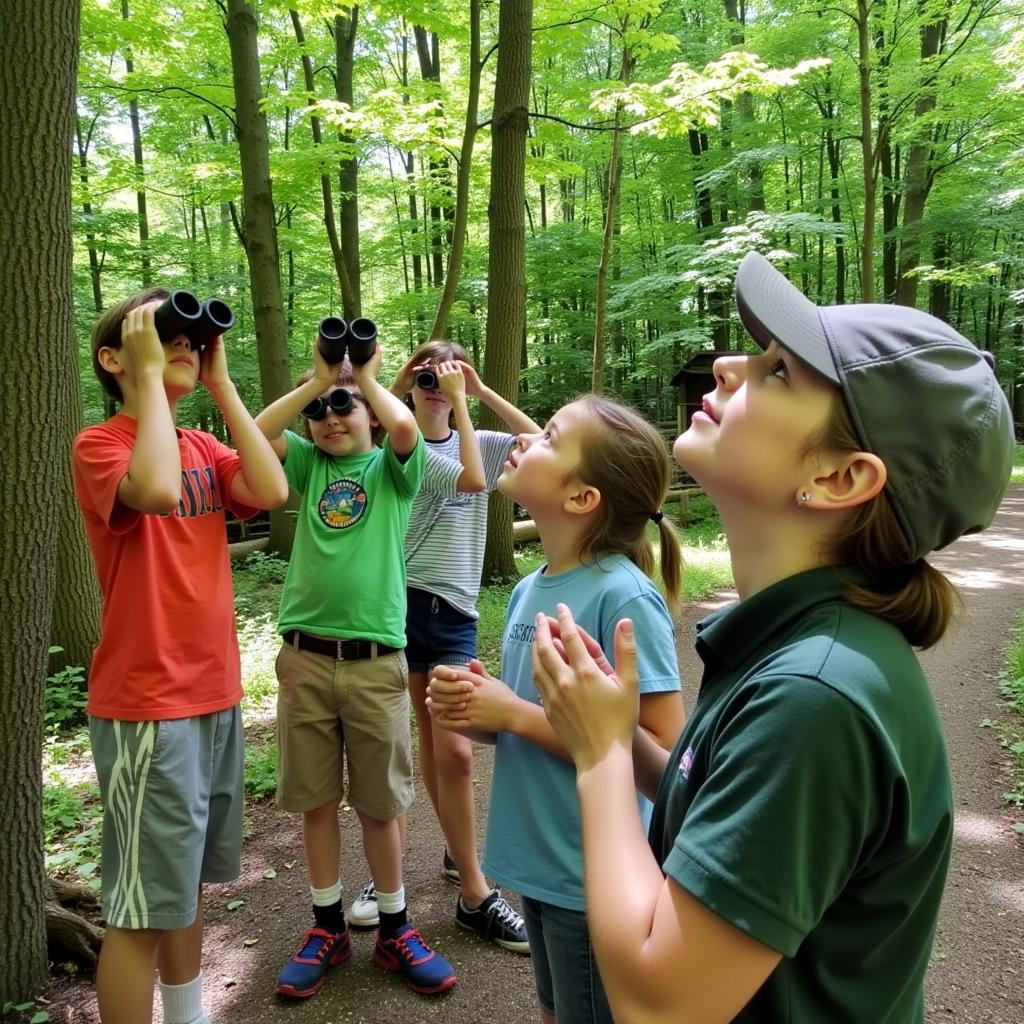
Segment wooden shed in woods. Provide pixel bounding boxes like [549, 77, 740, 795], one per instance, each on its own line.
[669, 351, 732, 434]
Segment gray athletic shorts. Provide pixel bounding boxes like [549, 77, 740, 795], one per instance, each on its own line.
[89, 705, 245, 930]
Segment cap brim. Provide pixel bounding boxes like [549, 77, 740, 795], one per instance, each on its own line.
[735, 252, 839, 384]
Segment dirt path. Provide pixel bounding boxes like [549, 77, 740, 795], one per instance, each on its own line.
[47, 488, 1024, 1023]
[919, 485, 1024, 1023]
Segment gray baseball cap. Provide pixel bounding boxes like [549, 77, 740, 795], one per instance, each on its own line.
[734, 251, 1015, 561]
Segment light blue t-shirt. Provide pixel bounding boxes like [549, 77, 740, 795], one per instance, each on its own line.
[482, 553, 681, 911]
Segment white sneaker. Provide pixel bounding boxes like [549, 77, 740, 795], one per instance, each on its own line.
[347, 880, 379, 928]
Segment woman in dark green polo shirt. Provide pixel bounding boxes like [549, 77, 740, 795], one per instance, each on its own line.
[530, 251, 1015, 1024]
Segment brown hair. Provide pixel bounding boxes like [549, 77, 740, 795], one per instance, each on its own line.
[813, 396, 960, 649]
[401, 339, 472, 423]
[571, 395, 683, 615]
[90, 287, 170, 402]
[294, 361, 384, 446]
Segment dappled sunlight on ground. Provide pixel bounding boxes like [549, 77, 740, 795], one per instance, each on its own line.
[945, 567, 1024, 589]
[992, 880, 1024, 915]
[954, 810, 1019, 847]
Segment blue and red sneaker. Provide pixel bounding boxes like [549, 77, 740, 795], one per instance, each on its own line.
[275, 925, 352, 999]
[371, 923, 457, 995]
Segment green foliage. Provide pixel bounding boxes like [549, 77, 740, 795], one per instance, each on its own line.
[994, 612, 1024, 815]
[234, 553, 289, 715]
[69, 0, 1024, 440]
[2, 1002, 51, 1024]
[42, 765, 102, 886]
[1011, 444, 1024, 486]
[244, 735, 279, 801]
[239, 550, 290, 588]
[44, 648, 88, 736]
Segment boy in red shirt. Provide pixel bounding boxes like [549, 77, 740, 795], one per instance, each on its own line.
[73, 290, 288, 1024]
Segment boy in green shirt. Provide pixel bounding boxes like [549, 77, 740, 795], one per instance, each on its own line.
[256, 340, 456, 1000]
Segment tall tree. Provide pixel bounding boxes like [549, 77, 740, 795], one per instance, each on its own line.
[225, 0, 294, 555]
[482, 0, 532, 582]
[0, 0, 80, 999]
[332, 9, 362, 314]
[121, 0, 152, 285]
[290, 8, 358, 316]
[429, 0, 482, 340]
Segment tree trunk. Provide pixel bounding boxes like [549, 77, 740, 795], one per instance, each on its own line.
[121, 0, 151, 286]
[413, 26, 453, 289]
[49, 441, 101, 676]
[929, 232, 951, 321]
[429, 0, 481, 341]
[593, 125, 623, 393]
[334, 10, 362, 315]
[225, 0, 295, 556]
[722, 0, 763, 212]
[290, 9, 357, 317]
[482, 0, 532, 584]
[875, 21, 898, 303]
[857, 0, 876, 302]
[0, 0, 79, 999]
[895, 11, 946, 308]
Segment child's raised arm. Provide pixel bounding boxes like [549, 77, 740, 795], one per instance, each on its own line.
[254, 341, 337, 461]
[354, 344, 419, 457]
[436, 362, 485, 492]
[115, 302, 182, 514]
[199, 334, 288, 509]
[460, 361, 540, 435]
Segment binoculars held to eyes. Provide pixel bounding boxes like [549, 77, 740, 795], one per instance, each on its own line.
[154, 290, 234, 352]
[317, 317, 378, 366]
[302, 389, 355, 420]
[414, 369, 439, 391]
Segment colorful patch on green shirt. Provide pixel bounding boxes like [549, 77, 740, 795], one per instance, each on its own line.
[318, 478, 367, 529]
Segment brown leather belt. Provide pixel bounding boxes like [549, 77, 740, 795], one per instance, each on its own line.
[285, 630, 401, 661]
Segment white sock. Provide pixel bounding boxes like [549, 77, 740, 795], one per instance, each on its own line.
[159, 973, 207, 1024]
[375, 886, 406, 915]
[311, 880, 342, 906]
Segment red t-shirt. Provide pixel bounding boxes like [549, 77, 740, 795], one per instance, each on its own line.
[73, 414, 258, 721]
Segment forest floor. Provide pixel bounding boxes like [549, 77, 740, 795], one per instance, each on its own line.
[37, 485, 1024, 1023]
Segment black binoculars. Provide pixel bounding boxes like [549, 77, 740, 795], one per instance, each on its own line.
[301, 389, 355, 420]
[414, 369, 439, 391]
[153, 290, 234, 351]
[317, 316, 378, 366]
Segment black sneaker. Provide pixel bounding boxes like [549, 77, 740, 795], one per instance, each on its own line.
[455, 890, 530, 954]
[442, 847, 461, 885]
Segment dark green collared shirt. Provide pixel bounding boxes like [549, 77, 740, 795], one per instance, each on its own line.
[649, 567, 952, 1023]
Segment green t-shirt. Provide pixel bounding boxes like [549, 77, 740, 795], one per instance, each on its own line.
[277, 430, 424, 648]
[649, 566, 952, 1023]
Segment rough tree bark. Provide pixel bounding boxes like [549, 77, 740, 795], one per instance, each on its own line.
[225, 0, 295, 556]
[333, 10, 362, 315]
[290, 8, 358, 316]
[429, 0, 481, 341]
[121, 0, 152, 287]
[481, 0, 532, 583]
[0, 0, 83, 998]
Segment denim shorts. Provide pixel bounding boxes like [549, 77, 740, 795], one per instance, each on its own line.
[404, 587, 478, 672]
[521, 895, 614, 1024]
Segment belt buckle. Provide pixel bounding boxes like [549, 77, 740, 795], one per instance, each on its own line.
[336, 639, 345, 661]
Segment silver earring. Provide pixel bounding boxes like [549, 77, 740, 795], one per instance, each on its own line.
[799, 490, 812, 504]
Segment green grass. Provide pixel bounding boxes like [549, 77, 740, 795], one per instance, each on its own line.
[1011, 443, 1024, 486]
[42, 731, 102, 885]
[993, 612, 1024, 831]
